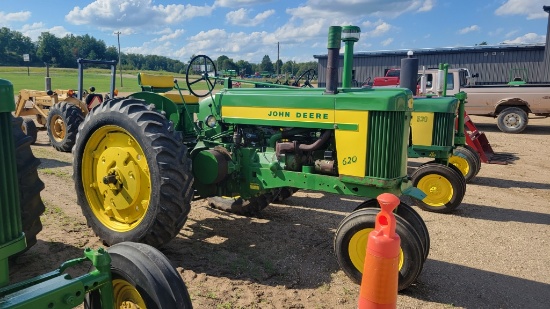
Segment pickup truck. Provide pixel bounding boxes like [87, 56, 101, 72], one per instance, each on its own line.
[417, 68, 550, 133]
[372, 69, 400, 86]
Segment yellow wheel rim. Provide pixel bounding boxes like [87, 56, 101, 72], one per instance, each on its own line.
[449, 155, 470, 177]
[49, 114, 66, 142]
[348, 228, 404, 273]
[82, 125, 151, 232]
[417, 174, 453, 207]
[112, 279, 146, 308]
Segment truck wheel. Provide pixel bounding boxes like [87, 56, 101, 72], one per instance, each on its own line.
[334, 208, 425, 291]
[12, 116, 45, 251]
[355, 199, 430, 260]
[497, 107, 528, 133]
[21, 117, 37, 144]
[86, 242, 192, 308]
[46, 102, 84, 152]
[73, 98, 193, 248]
[450, 146, 480, 182]
[412, 163, 465, 213]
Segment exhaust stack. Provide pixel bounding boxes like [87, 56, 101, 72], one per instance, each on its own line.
[325, 26, 342, 95]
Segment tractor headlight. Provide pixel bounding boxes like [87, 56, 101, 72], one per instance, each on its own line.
[205, 115, 217, 128]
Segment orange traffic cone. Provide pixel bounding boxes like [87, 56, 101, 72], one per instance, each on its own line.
[358, 193, 401, 309]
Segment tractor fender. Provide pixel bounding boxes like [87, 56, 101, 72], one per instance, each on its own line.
[61, 96, 90, 116]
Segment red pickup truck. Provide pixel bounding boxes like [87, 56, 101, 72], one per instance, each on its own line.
[372, 69, 400, 86]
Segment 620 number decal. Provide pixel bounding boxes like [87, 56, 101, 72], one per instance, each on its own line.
[342, 156, 358, 165]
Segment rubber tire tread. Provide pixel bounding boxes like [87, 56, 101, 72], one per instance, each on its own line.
[22, 117, 37, 144]
[412, 163, 465, 213]
[86, 242, 192, 308]
[496, 107, 528, 134]
[459, 145, 482, 177]
[73, 98, 193, 248]
[47, 102, 84, 152]
[355, 199, 430, 260]
[334, 208, 425, 291]
[12, 116, 45, 251]
[451, 146, 479, 182]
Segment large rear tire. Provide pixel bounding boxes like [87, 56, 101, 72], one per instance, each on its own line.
[73, 98, 193, 248]
[334, 208, 425, 291]
[86, 242, 192, 308]
[12, 116, 45, 251]
[46, 102, 84, 152]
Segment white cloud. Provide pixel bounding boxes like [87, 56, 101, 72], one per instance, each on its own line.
[153, 29, 185, 42]
[66, 0, 214, 29]
[20, 23, 70, 41]
[0, 11, 31, 24]
[226, 9, 275, 26]
[381, 38, 394, 46]
[505, 30, 519, 38]
[417, 0, 434, 12]
[363, 20, 393, 37]
[215, 0, 273, 7]
[458, 25, 480, 34]
[495, 0, 548, 19]
[501, 32, 545, 44]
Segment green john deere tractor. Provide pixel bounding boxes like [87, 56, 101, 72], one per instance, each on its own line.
[72, 25, 429, 290]
[0, 79, 192, 308]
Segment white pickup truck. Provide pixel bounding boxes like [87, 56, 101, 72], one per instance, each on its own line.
[419, 68, 550, 133]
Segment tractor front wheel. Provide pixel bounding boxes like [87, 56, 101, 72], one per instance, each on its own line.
[412, 163, 466, 213]
[450, 146, 481, 182]
[86, 242, 192, 308]
[334, 208, 425, 291]
[73, 98, 193, 248]
[46, 102, 84, 152]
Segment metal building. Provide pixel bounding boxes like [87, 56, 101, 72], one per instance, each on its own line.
[314, 6, 550, 87]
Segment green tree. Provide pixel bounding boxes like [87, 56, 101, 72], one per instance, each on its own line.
[216, 55, 229, 70]
[274, 59, 283, 75]
[260, 55, 274, 73]
[36, 32, 62, 65]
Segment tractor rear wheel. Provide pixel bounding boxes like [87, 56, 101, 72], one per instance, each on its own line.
[73, 98, 193, 248]
[412, 163, 466, 213]
[12, 116, 45, 251]
[46, 102, 84, 152]
[21, 117, 37, 144]
[334, 208, 425, 291]
[86, 242, 192, 308]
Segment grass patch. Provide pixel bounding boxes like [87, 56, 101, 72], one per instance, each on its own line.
[39, 168, 71, 179]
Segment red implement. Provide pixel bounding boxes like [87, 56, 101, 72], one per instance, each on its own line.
[458, 111, 514, 165]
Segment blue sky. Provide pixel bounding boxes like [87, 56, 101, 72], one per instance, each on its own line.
[1, 0, 549, 63]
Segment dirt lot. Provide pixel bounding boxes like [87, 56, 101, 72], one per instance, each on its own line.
[7, 115, 550, 308]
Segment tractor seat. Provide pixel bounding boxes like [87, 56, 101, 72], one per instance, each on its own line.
[138, 73, 175, 93]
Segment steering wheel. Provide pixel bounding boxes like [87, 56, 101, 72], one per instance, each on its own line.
[186, 55, 218, 97]
[292, 69, 316, 88]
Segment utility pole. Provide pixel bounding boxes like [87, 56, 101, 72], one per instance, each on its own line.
[277, 42, 280, 75]
[114, 31, 123, 87]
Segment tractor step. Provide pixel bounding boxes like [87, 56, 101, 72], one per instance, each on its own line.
[460, 112, 515, 165]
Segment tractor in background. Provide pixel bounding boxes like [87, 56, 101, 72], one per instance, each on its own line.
[72, 25, 430, 290]
[0, 78, 192, 308]
[14, 59, 118, 152]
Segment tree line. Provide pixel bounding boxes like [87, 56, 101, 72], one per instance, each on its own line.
[0, 27, 317, 77]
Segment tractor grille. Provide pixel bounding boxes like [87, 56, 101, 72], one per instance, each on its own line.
[0, 113, 22, 244]
[366, 111, 406, 179]
[432, 112, 455, 147]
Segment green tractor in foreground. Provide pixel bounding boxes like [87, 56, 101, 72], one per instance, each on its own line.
[72, 25, 429, 290]
[0, 79, 192, 308]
